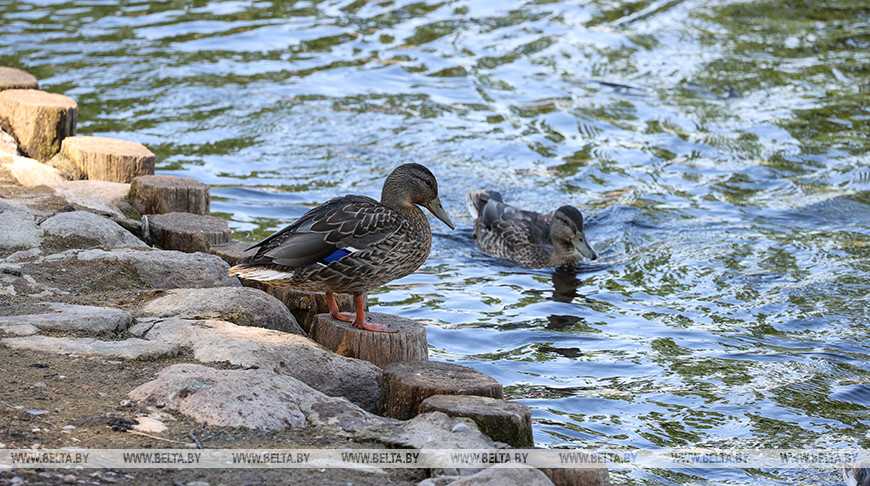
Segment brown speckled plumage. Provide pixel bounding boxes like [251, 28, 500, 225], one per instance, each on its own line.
[467, 190, 598, 268]
[229, 163, 454, 332]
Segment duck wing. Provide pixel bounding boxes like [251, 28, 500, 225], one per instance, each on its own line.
[243, 195, 401, 268]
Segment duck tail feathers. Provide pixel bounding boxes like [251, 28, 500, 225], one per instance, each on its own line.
[466, 190, 504, 220]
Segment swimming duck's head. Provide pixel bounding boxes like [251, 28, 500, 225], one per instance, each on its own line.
[551, 205, 598, 261]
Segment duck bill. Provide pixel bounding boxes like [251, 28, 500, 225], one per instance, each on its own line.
[574, 235, 598, 261]
[425, 197, 455, 230]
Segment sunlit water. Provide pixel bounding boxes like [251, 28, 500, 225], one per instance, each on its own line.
[3, 0, 869, 484]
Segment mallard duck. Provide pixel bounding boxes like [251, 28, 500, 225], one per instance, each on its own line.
[466, 190, 597, 268]
[230, 163, 454, 333]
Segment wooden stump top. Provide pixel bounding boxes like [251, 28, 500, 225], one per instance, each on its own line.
[310, 312, 427, 368]
[146, 212, 231, 253]
[0, 89, 76, 109]
[380, 360, 503, 420]
[63, 135, 154, 159]
[420, 394, 533, 447]
[0, 67, 39, 90]
[129, 174, 210, 215]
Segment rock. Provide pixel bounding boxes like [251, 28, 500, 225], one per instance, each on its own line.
[48, 136, 154, 183]
[129, 363, 382, 431]
[420, 395, 533, 447]
[0, 200, 41, 251]
[0, 67, 39, 90]
[46, 180, 130, 205]
[422, 466, 555, 486]
[362, 411, 495, 450]
[381, 361, 504, 420]
[144, 318, 381, 412]
[209, 240, 256, 266]
[5, 248, 42, 262]
[138, 287, 304, 334]
[1, 335, 178, 360]
[1, 128, 18, 156]
[0, 90, 77, 161]
[0, 323, 39, 336]
[29, 248, 240, 290]
[129, 175, 209, 215]
[309, 312, 428, 368]
[0, 155, 66, 186]
[0, 302, 132, 334]
[145, 212, 230, 253]
[39, 210, 147, 249]
[538, 467, 611, 486]
[240, 280, 355, 332]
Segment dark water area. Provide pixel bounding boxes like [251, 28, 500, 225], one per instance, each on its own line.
[3, 0, 869, 483]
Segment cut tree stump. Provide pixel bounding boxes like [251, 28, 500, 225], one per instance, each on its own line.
[0, 67, 38, 91]
[236, 281, 355, 332]
[48, 136, 154, 182]
[538, 466, 612, 486]
[309, 312, 427, 369]
[145, 212, 231, 253]
[0, 89, 76, 162]
[129, 175, 209, 215]
[380, 361, 503, 420]
[420, 394, 533, 447]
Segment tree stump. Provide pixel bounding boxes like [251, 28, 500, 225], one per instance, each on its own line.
[380, 361, 503, 420]
[210, 240, 257, 266]
[420, 394, 533, 447]
[49, 136, 154, 182]
[236, 281, 355, 332]
[538, 467, 612, 486]
[129, 175, 209, 215]
[145, 212, 231, 253]
[0, 89, 77, 161]
[0, 67, 39, 91]
[309, 312, 427, 369]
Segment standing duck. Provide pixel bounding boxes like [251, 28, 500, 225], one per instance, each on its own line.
[466, 189, 597, 268]
[230, 163, 454, 332]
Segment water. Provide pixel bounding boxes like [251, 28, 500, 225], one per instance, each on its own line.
[3, 0, 869, 484]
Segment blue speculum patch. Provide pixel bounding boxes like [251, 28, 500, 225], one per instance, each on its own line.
[322, 249, 350, 263]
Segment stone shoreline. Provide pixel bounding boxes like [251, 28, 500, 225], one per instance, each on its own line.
[0, 66, 610, 486]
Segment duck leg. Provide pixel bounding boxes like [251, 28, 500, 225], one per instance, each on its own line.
[326, 292, 355, 322]
[350, 294, 396, 333]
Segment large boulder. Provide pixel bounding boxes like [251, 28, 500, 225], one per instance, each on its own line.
[128, 363, 385, 432]
[0, 302, 132, 334]
[1, 335, 178, 360]
[0, 200, 41, 251]
[39, 210, 146, 249]
[138, 287, 304, 334]
[144, 318, 381, 412]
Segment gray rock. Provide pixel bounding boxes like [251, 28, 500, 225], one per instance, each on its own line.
[138, 287, 303, 335]
[38, 248, 240, 289]
[420, 395, 533, 447]
[0, 200, 41, 250]
[45, 180, 130, 205]
[40, 210, 146, 248]
[1, 335, 178, 360]
[420, 466, 554, 486]
[144, 318, 381, 412]
[0, 302, 132, 334]
[128, 363, 383, 431]
[0, 323, 39, 336]
[5, 248, 42, 262]
[361, 412, 496, 450]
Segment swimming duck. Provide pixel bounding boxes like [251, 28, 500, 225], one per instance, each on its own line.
[466, 190, 597, 268]
[230, 163, 454, 332]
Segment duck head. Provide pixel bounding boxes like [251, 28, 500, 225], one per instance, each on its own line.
[550, 205, 598, 262]
[381, 163, 455, 230]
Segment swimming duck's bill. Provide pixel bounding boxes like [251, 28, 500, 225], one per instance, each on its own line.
[425, 196, 455, 230]
[574, 233, 598, 260]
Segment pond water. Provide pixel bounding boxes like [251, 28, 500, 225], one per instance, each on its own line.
[3, 0, 869, 484]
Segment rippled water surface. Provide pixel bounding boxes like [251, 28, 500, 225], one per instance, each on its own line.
[3, 0, 869, 483]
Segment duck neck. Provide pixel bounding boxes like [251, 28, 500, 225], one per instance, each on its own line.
[549, 241, 579, 267]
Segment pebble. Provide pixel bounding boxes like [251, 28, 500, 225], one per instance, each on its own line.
[63, 474, 76, 483]
[32, 381, 47, 388]
[120, 399, 131, 407]
[10, 477, 23, 484]
[451, 423, 470, 433]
